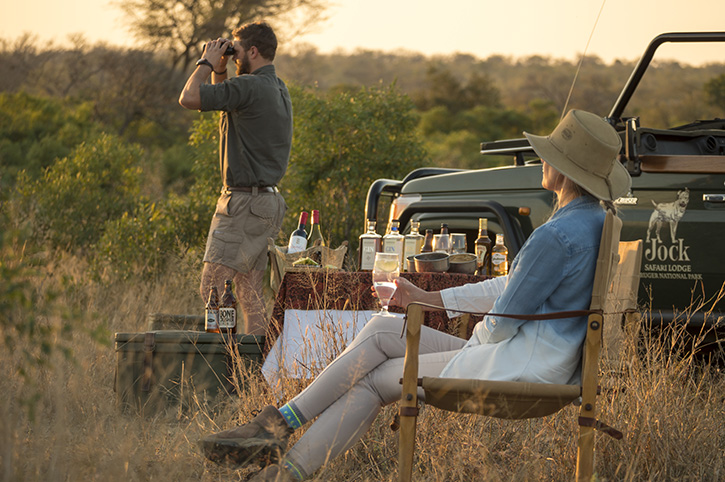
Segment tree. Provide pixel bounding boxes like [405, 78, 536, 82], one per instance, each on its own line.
[705, 73, 725, 110]
[282, 84, 428, 248]
[15, 133, 143, 251]
[0, 92, 100, 186]
[117, 0, 327, 72]
[411, 64, 501, 114]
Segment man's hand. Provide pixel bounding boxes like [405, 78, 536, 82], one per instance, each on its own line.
[179, 37, 232, 110]
[203, 38, 233, 74]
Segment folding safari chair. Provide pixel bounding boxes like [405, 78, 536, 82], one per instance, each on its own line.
[398, 211, 643, 481]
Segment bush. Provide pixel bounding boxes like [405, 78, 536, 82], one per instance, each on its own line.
[0, 92, 99, 187]
[283, 84, 428, 247]
[16, 133, 143, 251]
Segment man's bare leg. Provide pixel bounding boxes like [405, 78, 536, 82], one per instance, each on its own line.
[233, 269, 267, 335]
[200, 262, 268, 335]
[200, 262, 237, 303]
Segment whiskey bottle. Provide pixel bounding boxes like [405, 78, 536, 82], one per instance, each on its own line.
[474, 218, 493, 276]
[491, 234, 509, 277]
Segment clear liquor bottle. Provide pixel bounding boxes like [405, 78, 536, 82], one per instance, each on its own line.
[403, 220, 425, 271]
[358, 220, 382, 271]
[382, 219, 405, 268]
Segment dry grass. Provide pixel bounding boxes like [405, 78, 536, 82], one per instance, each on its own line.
[2, 255, 724, 481]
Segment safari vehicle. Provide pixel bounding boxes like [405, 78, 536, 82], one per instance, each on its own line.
[364, 32, 725, 348]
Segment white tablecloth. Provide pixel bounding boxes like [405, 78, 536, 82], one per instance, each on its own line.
[262, 309, 376, 388]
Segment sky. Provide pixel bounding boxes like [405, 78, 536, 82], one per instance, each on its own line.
[1, 0, 724, 65]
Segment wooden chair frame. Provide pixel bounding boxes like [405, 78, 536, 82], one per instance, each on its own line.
[398, 212, 643, 481]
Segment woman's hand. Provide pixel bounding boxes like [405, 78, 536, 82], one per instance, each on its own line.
[371, 277, 444, 310]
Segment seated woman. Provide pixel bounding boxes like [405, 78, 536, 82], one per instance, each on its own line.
[199, 110, 632, 481]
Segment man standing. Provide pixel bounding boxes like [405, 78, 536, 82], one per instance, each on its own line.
[179, 21, 292, 335]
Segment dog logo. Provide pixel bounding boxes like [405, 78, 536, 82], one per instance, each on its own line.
[646, 188, 689, 243]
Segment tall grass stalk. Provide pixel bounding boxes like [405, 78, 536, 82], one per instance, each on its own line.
[2, 256, 724, 481]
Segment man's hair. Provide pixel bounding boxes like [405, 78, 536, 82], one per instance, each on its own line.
[232, 21, 278, 60]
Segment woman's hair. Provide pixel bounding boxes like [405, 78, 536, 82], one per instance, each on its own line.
[551, 175, 617, 216]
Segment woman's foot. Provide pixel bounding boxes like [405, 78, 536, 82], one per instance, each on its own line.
[199, 405, 293, 467]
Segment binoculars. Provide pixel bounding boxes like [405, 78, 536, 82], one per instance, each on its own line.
[203, 40, 235, 56]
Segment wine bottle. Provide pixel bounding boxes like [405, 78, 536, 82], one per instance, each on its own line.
[491, 233, 509, 277]
[287, 211, 309, 253]
[307, 209, 325, 247]
[474, 218, 493, 276]
[358, 220, 382, 271]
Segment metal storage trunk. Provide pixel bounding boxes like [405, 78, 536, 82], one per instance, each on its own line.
[146, 313, 205, 331]
[114, 330, 264, 414]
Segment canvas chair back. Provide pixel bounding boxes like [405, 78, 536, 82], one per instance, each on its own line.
[398, 211, 639, 481]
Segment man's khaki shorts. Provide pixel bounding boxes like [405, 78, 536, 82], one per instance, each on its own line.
[203, 189, 287, 273]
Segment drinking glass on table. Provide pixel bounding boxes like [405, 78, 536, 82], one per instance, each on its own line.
[450, 233, 467, 254]
[433, 234, 451, 253]
[372, 252, 400, 316]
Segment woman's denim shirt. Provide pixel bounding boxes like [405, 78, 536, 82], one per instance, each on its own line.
[440, 196, 606, 384]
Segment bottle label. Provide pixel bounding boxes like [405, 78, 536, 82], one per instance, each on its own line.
[288, 235, 307, 253]
[383, 238, 403, 254]
[205, 309, 219, 330]
[383, 238, 404, 266]
[360, 239, 378, 270]
[475, 246, 488, 267]
[492, 252, 508, 276]
[403, 238, 418, 259]
[218, 307, 236, 329]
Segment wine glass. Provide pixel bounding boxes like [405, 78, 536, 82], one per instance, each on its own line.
[372, 252, 400, 316]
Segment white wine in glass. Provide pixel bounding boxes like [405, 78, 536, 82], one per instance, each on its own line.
[372, 252, 400, 315]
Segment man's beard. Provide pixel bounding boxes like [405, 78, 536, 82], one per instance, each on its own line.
[236, 52, 252, 75]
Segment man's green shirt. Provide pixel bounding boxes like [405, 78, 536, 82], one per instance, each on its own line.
[199, 64, 293, 187]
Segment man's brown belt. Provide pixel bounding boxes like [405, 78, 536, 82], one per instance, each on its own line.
[223, 186, 277, 193]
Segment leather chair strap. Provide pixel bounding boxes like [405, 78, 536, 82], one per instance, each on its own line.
[579, 416, 624, 440]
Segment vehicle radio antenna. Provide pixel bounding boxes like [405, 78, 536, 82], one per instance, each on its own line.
[561, 0, 608, 119]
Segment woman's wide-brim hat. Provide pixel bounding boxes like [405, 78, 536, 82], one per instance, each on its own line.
[524, 110, 631, 201]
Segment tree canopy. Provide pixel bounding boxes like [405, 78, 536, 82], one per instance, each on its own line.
[117, 0, 327, 71]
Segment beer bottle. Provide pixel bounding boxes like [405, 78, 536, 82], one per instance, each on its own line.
[491, 234, 509, 277]
[421, 229, 434, 253]
[205, 286, 220, 333]
[219, 279, 237, 335]
[474, 218, 493, 276]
